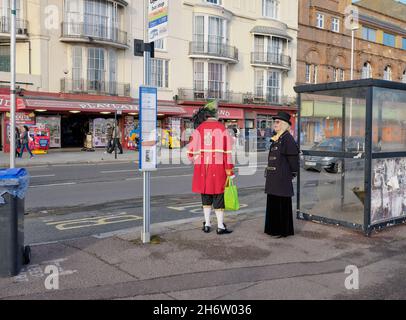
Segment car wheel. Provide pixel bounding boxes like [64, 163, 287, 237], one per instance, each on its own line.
[332, 161, 343, 174]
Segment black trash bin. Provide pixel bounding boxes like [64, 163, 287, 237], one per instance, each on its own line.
[0, 168, 31, 277]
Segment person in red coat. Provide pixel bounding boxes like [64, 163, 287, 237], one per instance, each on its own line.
[187, 102, 234, 235]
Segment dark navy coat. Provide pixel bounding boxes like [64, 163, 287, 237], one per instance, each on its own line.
[265, 131, 299, 197]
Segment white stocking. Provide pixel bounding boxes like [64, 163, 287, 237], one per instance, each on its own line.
[215, 210, 225, 229]
[203, 207, 212, 227]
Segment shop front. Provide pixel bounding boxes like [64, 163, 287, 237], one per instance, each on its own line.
[0, 90, 185, 152]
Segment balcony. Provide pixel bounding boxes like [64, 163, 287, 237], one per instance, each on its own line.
[61, 79, 131, 97]
[251, 52, 291, 69]
[177, 88, 296, 106]
[189, 41, 239, 63]
[0, 17, 28, 38]
[60, 22, 128, 49]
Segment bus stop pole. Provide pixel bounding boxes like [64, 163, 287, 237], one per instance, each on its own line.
[142, 0, 151, 244]
[10, 0, 16, 169]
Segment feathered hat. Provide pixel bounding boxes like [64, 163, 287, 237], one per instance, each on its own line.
[192, 100, 218, 129]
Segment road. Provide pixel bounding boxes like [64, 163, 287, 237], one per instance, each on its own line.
[20, 152, 363, 244]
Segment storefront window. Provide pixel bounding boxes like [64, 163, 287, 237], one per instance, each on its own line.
[372, 88, 406, 152]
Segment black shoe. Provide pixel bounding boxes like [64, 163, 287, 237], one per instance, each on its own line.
[202, 222, 211, 233]
[217, 224, 233, 235]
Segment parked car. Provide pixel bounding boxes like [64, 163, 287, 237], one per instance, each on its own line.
[303, 136, 366, 173]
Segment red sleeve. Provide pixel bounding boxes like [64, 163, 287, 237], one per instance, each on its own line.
[187, 128, 200, 162]
[223, 129, 234, 171]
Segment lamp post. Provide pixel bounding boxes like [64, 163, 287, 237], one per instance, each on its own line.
[10, 0, 16, 168]
[349, 23, 360, 137]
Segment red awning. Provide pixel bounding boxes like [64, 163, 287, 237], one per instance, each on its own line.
[0, 94, 26, 111]
[183, 106, 244, 119]
[20, 98, 186, 115]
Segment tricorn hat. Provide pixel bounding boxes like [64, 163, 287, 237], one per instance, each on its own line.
[272, 111, 292, 126]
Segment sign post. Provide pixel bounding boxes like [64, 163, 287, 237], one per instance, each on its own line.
[139, 0, 168, 244]
[139, 87, 158, 244]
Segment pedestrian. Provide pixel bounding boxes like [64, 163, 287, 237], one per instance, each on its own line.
[188, 101, 235, 235]
[106, 124, 113, 153]
[264, 112, 299, 238]
[15, 127, 21, 158]
[112, 121, 123, 154]
[19, 125, 34, 159]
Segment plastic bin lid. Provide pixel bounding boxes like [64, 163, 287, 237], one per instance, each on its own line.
[0, 168, 28, 179]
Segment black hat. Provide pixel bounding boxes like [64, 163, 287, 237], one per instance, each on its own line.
[272, 111, 292, 126]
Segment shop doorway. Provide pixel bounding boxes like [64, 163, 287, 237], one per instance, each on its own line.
[61, 114, 90, 148]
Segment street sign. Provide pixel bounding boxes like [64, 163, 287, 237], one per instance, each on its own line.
[139, 86, 158, 171]
[148, 0, 168, 42]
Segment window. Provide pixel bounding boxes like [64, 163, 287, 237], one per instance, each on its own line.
[333, 68, 344, 82]
[305, 64, 311, 83]
[0, 45, 10, 72]
[312, 65, 318, 84]
[267, 70, 281, 103]
[383, 66, 392, 81]
[0, 0, 22, 32]
[151, 59, 169, 88]
[194, 61, 204, 92]
[108, 49, 117, 94]
[87, 47, 105, 91]
[154, 39, 165, 51]
[206, 0, 221, 5]
[332, 18, 340, 33]
[402, 70, 406, 83]
[255, 70, 264, 97]
[403, 38, 406, 50]
[362, 27, 376, 42]
[72, 46, 83, 90]
[263, 0, 278, 19]
[383, 32, 395, 47]
[362, 62, 372, 79]
[208, 63, 224, 99]
[254, 69, 281, 103]
[208, 16, 224, 46]
[316, 13, 324, 29]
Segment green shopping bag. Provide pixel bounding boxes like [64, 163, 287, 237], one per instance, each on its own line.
[224, 177, 240, 211]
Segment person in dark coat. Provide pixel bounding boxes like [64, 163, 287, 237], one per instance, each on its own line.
[264, 112, 299, 238]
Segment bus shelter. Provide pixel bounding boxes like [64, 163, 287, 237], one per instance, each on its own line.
[294, 79, 406, 235]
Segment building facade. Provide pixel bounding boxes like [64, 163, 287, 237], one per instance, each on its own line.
[297, 0, 406, 146]
[0, 0, 299, 152]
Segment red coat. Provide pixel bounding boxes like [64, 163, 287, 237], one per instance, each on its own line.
[187, 119, 234, 195]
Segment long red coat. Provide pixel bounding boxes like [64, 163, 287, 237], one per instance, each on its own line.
[187, 119, 234, 195]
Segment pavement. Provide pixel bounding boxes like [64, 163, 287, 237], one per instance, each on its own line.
[0, 148, 138, 167]
[1, 210, 406, 300]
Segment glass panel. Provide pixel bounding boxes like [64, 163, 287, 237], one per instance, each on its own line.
[371, 158, 406, 225]
[373, 87, 406, 152]
[300, 158, 365, 226]
[300, 88, 367, 226]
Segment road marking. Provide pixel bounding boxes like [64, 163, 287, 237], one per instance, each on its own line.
[101, 163, 268, 174]
[29, 182, 77, 188]
[30, 174, 56, 178]
[45, 212, 142, 231]
[101, 169, 138, 174]
[125, 174, 192, 181]
[168, 203, 249, 213]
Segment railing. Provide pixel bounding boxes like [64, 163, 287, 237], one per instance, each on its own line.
[251, 52, 291, 68]
[61, 22, 127, 47]
[61, 79, 131, 97]
[178, 88, 296, 106]
[0, 16, 28, 35]
[189, 41, 239, 62]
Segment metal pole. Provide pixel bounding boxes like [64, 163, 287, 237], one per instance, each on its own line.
[142, 0, 151, 244]
[10, 0, 16, 169]
[349, 29, 355, 137]
[351, 29, 355, 81]
[114, 111, 117, 159]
